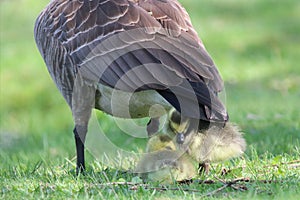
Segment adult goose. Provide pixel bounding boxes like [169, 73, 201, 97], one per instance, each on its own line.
[34, 0, 228, 173]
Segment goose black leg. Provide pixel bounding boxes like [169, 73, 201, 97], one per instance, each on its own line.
[74, 125, 87, 174]
[71, 75, 96, 174]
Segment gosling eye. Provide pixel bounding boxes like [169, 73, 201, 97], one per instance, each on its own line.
[176, 133, 185, 144]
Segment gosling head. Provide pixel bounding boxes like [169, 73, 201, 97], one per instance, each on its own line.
[167, 108, 200, 149]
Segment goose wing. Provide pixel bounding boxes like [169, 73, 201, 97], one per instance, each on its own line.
[34, 0, 228, 122]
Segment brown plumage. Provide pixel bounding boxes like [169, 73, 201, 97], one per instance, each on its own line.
[34, 0, 228, 173]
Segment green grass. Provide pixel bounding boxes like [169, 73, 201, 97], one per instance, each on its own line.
[0, 0, 299, 199]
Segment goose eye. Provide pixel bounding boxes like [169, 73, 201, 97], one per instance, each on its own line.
[176, 133, 185, 144]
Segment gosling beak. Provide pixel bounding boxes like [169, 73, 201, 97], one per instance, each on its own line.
[176, 133, 185, 144]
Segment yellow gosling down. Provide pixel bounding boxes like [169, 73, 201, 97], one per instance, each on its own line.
[188, 123, 246, 163]
[168, 109, 246, 172]
[135, 135, 197, 184]
[146, 135, 176, 152]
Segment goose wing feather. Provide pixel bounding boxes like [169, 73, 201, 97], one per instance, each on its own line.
[34, 0, 227, 122]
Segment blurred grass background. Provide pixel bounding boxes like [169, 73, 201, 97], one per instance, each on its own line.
[0, 0, 300, 198]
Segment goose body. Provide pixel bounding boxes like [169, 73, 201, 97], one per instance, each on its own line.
[95, 83, 171, 118]
[34, 0, 228, 172]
